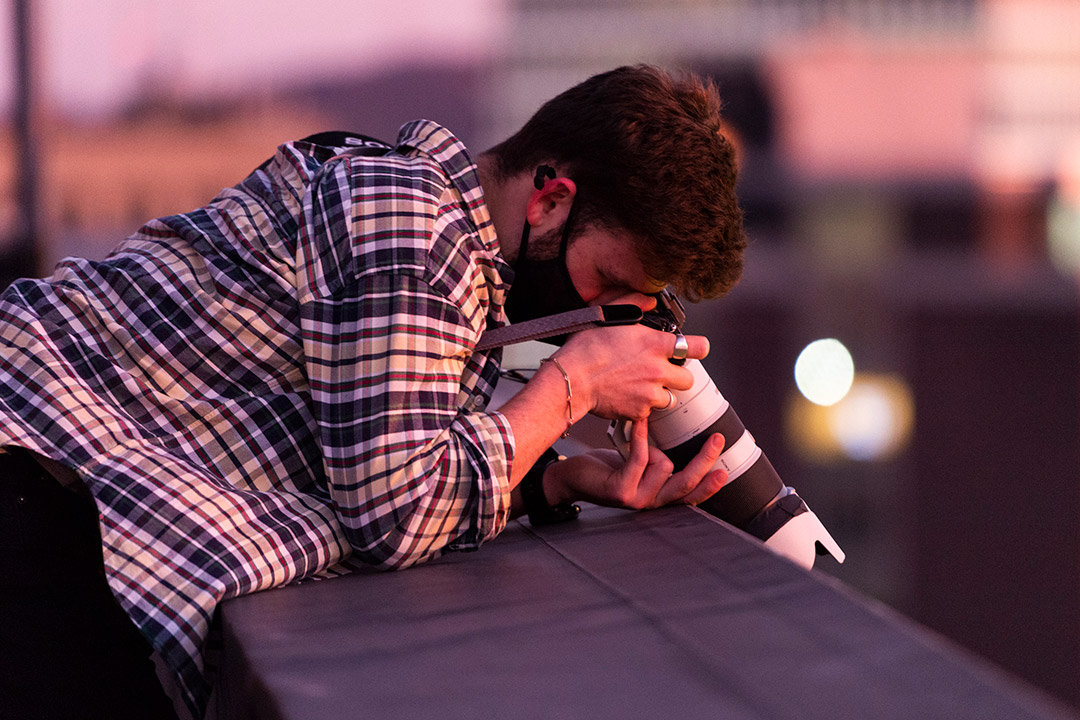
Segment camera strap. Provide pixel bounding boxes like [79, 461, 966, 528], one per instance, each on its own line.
[475, 304, 644, 352]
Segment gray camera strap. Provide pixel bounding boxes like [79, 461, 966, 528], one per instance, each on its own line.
[475, 304, 644, 351]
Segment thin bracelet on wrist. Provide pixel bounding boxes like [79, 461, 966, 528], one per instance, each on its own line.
[540, 356, 573, 438]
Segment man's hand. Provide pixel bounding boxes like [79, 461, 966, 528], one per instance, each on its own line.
[554, 323, 710, 422]
[543, 417, 728, 510]
[498, 318, 710, 490]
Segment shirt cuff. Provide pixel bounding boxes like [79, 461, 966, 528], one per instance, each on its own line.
[444, 408, 514, 551]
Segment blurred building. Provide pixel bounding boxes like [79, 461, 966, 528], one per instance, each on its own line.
[0, 64, 489, 274]
[0, 100, 331, 273]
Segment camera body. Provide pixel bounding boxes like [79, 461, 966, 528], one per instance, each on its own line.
[609, 292, 845, 569]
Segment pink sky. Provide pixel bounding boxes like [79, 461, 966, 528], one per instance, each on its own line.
[1, 0, 507, 118]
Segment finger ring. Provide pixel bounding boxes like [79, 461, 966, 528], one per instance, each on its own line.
[671, 333, 688, 362]
[660, 388, 676, 411]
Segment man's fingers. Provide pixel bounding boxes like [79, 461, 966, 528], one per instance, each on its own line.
[633, 447, 676, 503]
[652, 433, 725, 506]
[662, 366, 695, 393]
[680, 468, 728, 506]
[686, 433, 726, 476]
[670, 333, 709, 361]
[623, 416, 651, 475]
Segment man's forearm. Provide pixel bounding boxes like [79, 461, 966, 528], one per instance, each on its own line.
[497, 356, 584, 489]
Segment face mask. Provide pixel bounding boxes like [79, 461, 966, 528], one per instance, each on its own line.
[504, 205, 587, 324]
[504, 166, 588, 324]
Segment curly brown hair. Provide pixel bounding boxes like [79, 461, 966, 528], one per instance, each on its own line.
[484, 65, 746, 301]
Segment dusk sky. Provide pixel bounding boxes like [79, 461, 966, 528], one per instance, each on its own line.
[1, 0, 507, 118]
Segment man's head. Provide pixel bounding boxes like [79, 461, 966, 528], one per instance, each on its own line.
[484, 64, 746, 302]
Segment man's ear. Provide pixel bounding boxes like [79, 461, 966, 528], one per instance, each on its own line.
[524, 177, 577, 230]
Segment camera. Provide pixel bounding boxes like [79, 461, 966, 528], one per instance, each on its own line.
[608, 291, 845, 570]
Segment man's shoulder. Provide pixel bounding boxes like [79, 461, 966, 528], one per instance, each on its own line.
[276, 121, 477, 200]
[290, 121, 500, 305]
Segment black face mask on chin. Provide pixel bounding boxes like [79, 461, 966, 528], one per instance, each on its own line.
[504, 166, 588, 325]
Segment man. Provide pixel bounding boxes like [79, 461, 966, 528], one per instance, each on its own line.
[0, 65, 746, 719]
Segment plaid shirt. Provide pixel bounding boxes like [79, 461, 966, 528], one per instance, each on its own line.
[0, 121, 515, 717]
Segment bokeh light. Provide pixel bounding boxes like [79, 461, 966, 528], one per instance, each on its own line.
[1047, 141, 1080, 277]
[786, 373, 915, 463]
[828, 376, 915, 461]
[1048, 196, 1080, 275]
[794, 338, 855, 406]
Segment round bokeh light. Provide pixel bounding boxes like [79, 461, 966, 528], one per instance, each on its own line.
[794, 338, 854, 407]
[828, 381, 898, 461]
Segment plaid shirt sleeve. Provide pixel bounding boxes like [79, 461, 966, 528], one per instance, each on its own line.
[296, 141, 514, 569]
